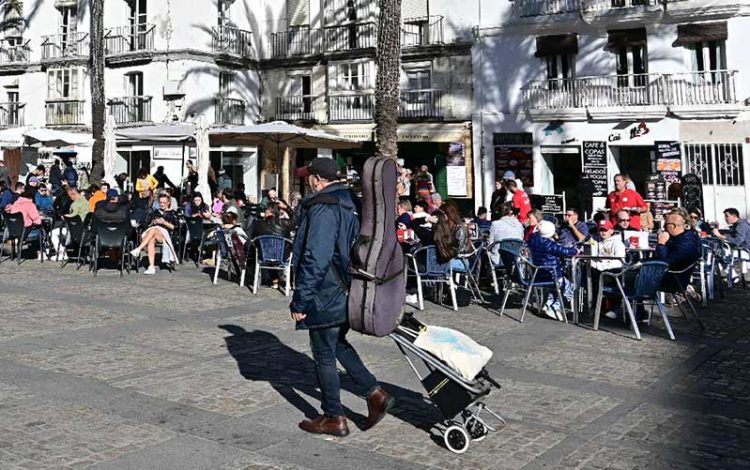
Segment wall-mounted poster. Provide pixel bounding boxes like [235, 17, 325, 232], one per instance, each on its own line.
[654, 141, 682, 186]
[495, 146, 533, 187]
[446, 142, 467, 196]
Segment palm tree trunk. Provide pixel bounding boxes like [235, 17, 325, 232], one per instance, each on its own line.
[374, 0, 401, 160]
[89, 0, 106, 184]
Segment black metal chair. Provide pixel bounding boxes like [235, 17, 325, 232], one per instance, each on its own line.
[0, 212, 44, 264]
[57, 216, 90, 269]
[182, 216, 208, 264]
[92, 221, 134, 277]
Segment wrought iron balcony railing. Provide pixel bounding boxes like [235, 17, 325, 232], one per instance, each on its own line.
[212, 25, 252, 58]
[46, 99, 84, 126]
[329, 93, 375, 122]
[512, 0, 682, 17]
[0, 102, 24, 127]
[401, 16, 444, 47]
[41, 32, 89, 60]
[215, 97, 245, 125]
[399, 89, 443, 119]
[105, 24, 155, 55]
[269, 23, 376, 58]
[276, 95, 316, 121]
[109, 96, 152, 124]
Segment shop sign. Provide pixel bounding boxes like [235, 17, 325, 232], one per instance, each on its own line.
[654, 141, 682, 186]
[646, 175, 667, 201]
[446, 142, 467, 196]
[530, 194, 565, 214]
[580, 166, 608, 197]
[629, 122, 650, 139]
[582, 141, 607, 167]
[153, 145, 183, 160]
[494, 146, 533, 187]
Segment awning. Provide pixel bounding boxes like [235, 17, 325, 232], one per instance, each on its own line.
[24, 128, 94, 147]
[606, 28, 647, 49]
[0, 126, 28, 148]
[673, 22, 728, 47]
[115, 123, 195, 143]
[535, 34, 578, 58]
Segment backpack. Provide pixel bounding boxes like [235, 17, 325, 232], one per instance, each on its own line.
[348, 157, 405, 337]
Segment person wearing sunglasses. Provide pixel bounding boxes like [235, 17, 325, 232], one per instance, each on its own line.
[34, 183, 53, 215]
[606, 174, 648, 230]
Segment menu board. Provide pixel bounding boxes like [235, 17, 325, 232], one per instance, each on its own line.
[530, 194, 565, 214]
[655, 141, 682, 186]
[446, 142, 467, 196]
[646, 176, 667, 201]
[580, 165, 608, 197]
[495, 146, 533, 187]
[582, 141, 607, 167]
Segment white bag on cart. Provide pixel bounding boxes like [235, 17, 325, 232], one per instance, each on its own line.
[413, 326, 493, 381]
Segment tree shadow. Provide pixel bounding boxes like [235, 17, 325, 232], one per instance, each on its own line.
[218, 324, 444, 432]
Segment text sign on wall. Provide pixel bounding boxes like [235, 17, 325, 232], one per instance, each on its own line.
[654, 141, 682, 186]
[581, 165, 608, 197]
[530, 194, 565, 214]
[582, 141, 607, 167]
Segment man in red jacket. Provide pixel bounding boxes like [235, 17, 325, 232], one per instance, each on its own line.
[507, 179, 531, 223]
[606, 174, 647, 230]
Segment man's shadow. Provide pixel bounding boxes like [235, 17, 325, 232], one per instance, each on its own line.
[218, 324, 443, 432]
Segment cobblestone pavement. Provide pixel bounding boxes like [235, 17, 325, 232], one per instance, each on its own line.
[1, 262, 749, 469]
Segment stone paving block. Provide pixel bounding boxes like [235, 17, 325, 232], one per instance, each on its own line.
[123, 324, 235, 357]
[2, 341, 193, 381]
[0, 401, 174, 469]
[671, 347, 750, 404]
[558, 440, 691, 469]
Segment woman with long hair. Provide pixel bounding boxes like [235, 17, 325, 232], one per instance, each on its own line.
[431, 211, 457, 262]
[184, 191, 211, 220]
[440, 200, 471, 255]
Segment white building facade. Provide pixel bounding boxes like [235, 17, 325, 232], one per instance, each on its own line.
[0, 0, 261, 197]
[473, 0, 750, 222]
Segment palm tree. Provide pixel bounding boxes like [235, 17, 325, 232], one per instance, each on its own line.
[89, 0, 105, 184]
[374, 0, 401, 161]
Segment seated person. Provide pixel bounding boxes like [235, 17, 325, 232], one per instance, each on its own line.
[34, 184, 54, 215]
[396, 199, 413, 228]
[688, 208, 711, 234]
[0, 181, 12, 210]
[251, 202, 296, 239]
[409, 200, 434, 245]
[656, 211, 702, 295]
[473, 206, 492, 236]
[558, 208, 589, 247]
[130, 194, 179, 275]
[88, 183, 106, 212]
[94, 189, 130, 224]
[488, 202, 524, 265]
[7, 189, 42, 228]
[50, 187, 90, 261]
[183, 192, 212, 221]
[590, 220, 626, 315]
[527, 220, 578, 321]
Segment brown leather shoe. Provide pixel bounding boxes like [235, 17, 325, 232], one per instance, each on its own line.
[365, 386, 395, 430]
[298, 415, 350, 437]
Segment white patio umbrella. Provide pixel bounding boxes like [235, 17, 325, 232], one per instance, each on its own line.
[195, 118, 211, 199]
[210, 121, 361, 188]
[103, 114, 118, 187]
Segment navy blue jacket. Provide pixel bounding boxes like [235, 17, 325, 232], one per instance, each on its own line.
[63, 166, 78, 188]
[527, 232, 578, 280]
[290, 183, 360, 330]
[558, 220, 590, 247]
[656, 229, 702, 288]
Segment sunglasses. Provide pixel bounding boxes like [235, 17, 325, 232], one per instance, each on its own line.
[618, 219, 630, 222]
[690, 215, 699, 219]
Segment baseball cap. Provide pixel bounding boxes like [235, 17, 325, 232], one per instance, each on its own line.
[308, 158, 341, 181]
[598, 220, 614, 231]
[226, 206, 238, 215]
[503, 171, 516, 180]
[537, 220, 556, 238]
[106, 189, 119, 199]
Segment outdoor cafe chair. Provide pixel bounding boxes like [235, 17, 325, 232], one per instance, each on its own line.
[182, 216, 209, 265]
[593, 260, 670, 341]
[212, 229, 249, 287]
[659, 262, 705, 334]
[0, 212, 44, 265]
[452, 242, 486, 304]
[695, 239, 722, 305]
[497, 250, 567, 323]
[485, 238, 525, 295]
[250, 235, 294, 295]
[57, 216, 91, 270]
[406, 245, 458, 311]
[92, 221, 135, 277]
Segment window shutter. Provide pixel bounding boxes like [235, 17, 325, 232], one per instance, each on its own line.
[47, 71, 56, 99]
[70, 69, 79, 99]
[401, 0, 427, 20]
[606, 28, 647, 50]
[673, 22, 728, 47]
[287, 0, 309, 27]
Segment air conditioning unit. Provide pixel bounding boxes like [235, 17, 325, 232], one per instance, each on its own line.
[163, 80, 185, 99]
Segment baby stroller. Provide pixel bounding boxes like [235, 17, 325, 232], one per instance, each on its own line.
[389, 313, 505, 454]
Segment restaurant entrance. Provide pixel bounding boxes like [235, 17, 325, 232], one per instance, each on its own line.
[546, 150, 583, 213]
[616, 146, 653, 196]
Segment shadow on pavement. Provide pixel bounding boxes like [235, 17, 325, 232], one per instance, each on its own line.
[219, 324, 443, 432]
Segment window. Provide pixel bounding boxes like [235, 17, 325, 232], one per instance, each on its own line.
[685, 143, 744, 186]
[219, 71, 234, 97]
[125, 72, 144, 97]
[286, 73, 312, 114]
[218, 0, 231, 26]
[47, 69, 79, 100]
[405, 69, 430, 90]
[615, 45, 647, 87]
[287, 0, 309, 27]
[688, 41, 726, 73]
[59, 6, 77, 38]
[332, 62, 371, 92]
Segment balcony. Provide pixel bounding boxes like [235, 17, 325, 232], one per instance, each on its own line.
[399, 89, 443, 119]
[523, 70, 740, 120]
[46, 99, 85, 126]
[401, 16, 444, 47]
[512, 0, 682, 17]
[215, 97, 245, 125]
[268, 23, 376, 58]
[108, 96, 152, 125]
[212, 25, 252, 59]
[329, 93, 375, 122]
[276, 95, 316, 121]
[105, 24, 155, 62]
[41, 32, 89, 61]
[0, 102, 24, 128]
[0, 43, 30, 72]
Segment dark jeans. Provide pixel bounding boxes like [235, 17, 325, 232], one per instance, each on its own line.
[308, 325, 378, 417]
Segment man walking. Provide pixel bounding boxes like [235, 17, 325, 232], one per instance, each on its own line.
[291, 158, 394, 437]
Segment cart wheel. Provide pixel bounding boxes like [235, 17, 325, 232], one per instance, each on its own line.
[444, 425, 470, 454]
[467, 419, 488, 442]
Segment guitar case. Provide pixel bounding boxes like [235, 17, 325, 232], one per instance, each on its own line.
[348, 156, 405, 337]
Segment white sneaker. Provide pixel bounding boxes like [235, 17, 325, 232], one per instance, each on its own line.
[604, 311, 617, 320]
[143, 266, 156, 275]
[405, 294, 419, 306]
[686, 285, 702, 303]
[130, 247, 141, 258]
[541, 304, 557, 320]
[551, 305, 565, 322]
